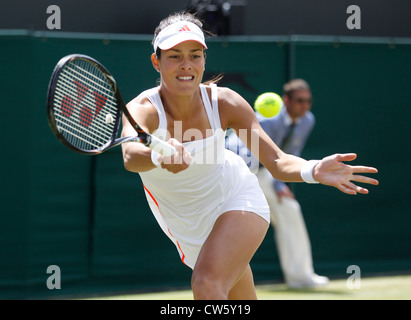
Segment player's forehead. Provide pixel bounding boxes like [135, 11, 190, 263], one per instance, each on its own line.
[166, 40, 205, 52]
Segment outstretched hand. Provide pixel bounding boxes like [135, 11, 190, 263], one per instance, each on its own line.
[313, 153, 379, 195]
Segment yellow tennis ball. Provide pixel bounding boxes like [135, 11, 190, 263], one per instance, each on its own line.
[254, 92, 283, 118]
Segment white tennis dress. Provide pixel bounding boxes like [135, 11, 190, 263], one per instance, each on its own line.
[138, 83, 270, 269]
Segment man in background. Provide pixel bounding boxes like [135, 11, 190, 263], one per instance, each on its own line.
[226, 79, 329, 288]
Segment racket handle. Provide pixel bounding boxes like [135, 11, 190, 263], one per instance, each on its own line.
[148, 135, 177, 157]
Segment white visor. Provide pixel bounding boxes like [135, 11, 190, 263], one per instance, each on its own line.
[153, 21, 207, 52]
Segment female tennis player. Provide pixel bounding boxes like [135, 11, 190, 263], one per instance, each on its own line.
[121, 12, 378, 300]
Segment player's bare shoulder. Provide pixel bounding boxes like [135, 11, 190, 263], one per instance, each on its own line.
[216, 86, 255, 129]
[217, 86, 252, 111]
[126, 93, 159, 133]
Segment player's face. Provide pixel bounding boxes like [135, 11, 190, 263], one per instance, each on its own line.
[157, 41, 206, 95]
[285, 89, 312, 119]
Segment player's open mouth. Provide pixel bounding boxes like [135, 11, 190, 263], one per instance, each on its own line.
[177, 76, 194, 81]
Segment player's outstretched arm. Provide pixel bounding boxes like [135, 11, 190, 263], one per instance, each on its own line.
[313, 153, 379, 195]
[219, 87, 378, 195]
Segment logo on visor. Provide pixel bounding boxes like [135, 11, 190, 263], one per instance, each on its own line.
[179, 25, 191, 32]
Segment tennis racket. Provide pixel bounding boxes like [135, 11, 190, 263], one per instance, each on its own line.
[47, 54, 176, 156]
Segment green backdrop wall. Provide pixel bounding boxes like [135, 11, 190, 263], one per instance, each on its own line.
[0, 31, 410, 299]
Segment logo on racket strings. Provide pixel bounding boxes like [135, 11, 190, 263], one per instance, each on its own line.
[61, 80, 108, 128]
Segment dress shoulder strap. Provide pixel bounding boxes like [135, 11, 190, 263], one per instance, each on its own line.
[200, 83, 222, 130]
[142, 87, 167, 138]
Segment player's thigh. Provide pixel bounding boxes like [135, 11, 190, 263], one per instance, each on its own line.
[193, 210, 269, 289]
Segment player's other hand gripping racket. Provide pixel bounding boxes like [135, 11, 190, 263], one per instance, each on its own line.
[47, 54, 176, 156]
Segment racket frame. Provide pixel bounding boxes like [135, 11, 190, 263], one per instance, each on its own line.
[47, 54, 146, 155]
[47, 54, 176, 157]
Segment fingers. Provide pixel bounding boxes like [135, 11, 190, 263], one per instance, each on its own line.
[351, 165, 378, 174]
[347, 181, 369, 194]
[338, 181, 369, 195]
[171, 138, 192, 165]
[351, 174, 379, 186]
[349, 164, 379, 188]
[336, 153, 357, 162]
[338, 184, 358, 195]
[159, 138, 192, 173]
[332, 153, 379, 194]
[339, 169, 379, 195]
[334, 154, 379, 176]
[335, 170, 379, 195]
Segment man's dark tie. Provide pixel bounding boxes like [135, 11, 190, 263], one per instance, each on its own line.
[281, 122, 296, 150]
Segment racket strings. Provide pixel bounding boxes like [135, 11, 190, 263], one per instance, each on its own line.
[53, 59, 119, 151]
[54, 77, 114, 137]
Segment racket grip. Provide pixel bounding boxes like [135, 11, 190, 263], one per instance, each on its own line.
[148, 135, 177, 157]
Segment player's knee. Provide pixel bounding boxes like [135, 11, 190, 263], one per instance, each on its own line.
[191, 272, 227, 300]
